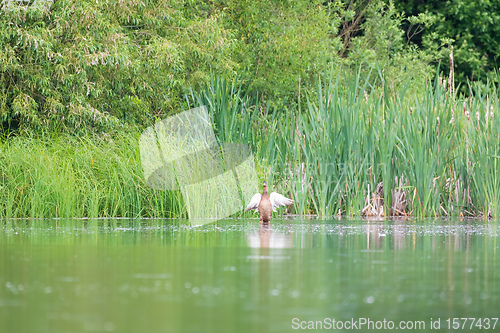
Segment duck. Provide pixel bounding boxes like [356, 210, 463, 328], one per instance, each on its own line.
[245, 181, 293, 222]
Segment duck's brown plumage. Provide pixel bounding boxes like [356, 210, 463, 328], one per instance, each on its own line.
[258, 183, 272, 222]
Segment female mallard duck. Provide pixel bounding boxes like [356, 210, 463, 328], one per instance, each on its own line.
[245, 181, 293, 222]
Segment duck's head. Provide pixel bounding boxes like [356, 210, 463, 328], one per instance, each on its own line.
[263, 181, 268, 191]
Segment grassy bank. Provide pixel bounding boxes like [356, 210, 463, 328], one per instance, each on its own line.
[1, 69, 500, 219]
[0, 133, 186, 218]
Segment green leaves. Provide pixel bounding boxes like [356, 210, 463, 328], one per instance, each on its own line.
[395, 0, 500, 90]
[223, 0, 338, 100]
[0, 0, 239, 132]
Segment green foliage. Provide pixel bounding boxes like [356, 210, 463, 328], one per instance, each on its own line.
[2, 68, 500, 218]
[184, 69, 500, 218]
[0, 0, 238, 132]
[3, 0, 472, 134]
[341, 1, 435, 93]
[219, 0, 341, 100]
[0, 131, 186, 218]
[2, 0, 500, 218]
[394, 0, 500, 89]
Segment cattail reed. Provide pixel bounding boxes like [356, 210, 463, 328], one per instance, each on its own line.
[464, 102, 470, 122]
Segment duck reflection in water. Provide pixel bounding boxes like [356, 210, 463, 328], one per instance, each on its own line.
[247, 222, 294, 249]
[244, 181, 293, 223]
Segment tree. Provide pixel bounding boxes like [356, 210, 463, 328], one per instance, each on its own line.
[0, 0, 238, 132]
[394, 0, 500, 87]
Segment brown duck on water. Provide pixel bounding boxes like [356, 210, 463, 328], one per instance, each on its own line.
[244, 181, 293, 222]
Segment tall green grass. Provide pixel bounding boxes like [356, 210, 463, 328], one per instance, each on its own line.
[0, 133, 186, 218]
[188, 67, 500, 218]
[1, 68, 499, 218]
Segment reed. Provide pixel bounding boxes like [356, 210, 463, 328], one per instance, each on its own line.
[170, 67, 500, 218]
[1, 67, 499, 218]
[195, 66, 500, 218]
[464, 80, 500, 217]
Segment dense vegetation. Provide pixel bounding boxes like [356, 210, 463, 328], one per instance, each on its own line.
[1, 0, 499, 219]
[395, 0, 500, 88]
[0, 0, 448, 132]
[2, 70, 500, 218]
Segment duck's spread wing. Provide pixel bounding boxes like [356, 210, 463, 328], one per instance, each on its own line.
[269, 192, 294, 212]
[244, 193, 261, 212]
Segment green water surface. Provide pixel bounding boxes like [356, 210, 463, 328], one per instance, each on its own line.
[1, 218, 499, 333]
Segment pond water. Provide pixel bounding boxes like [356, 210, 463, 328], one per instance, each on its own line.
[1, 218, 499, 333]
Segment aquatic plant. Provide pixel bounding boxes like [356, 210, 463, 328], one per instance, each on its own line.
[1, 67, 499, 219]
[185, 66, 500, 218]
